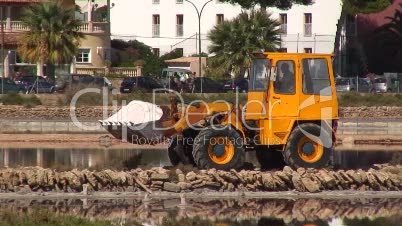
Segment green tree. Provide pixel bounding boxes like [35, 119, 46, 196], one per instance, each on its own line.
[342, 0, 392, 14]
[18, 0, 83, 77]
[111, 40, 185, 76]
[208, 10, 280, 77]
[221, 0, 313, 9]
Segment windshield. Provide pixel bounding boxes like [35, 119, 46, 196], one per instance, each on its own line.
[375, 78, 386, 83]
[336, 78, 350, 86]
[249, 58, 270, 91]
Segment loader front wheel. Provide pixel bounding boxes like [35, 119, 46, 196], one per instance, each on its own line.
[193, 126, 245, 170]
[168, 136, 193, 166]
[284, 123, 332, 169]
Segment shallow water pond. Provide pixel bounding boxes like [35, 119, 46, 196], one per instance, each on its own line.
[0, 198, 400, 226]
[0, 147, 400, 170]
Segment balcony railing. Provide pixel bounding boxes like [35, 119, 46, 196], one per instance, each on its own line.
[176, 24, 183, 37]
[304, 23, 312, 36]
[78, 22, 109, 33]
[1, 21, 108, 34]
[280, 24, 287, 35]
[153, 24, 160, 37]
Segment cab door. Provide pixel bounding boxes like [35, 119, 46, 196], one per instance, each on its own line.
[269, 59, 299, 118]
[298, 57, 338, 121]
[261, 59, 299, 145]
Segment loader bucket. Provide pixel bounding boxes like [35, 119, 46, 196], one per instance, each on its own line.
[99, 101, 172, 144]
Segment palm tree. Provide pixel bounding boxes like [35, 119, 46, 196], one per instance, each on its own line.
[208, 10, 281, 77]
[18, 0, 83, 77]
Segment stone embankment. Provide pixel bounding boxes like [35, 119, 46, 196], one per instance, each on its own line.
[0, 165, 400, 193]
[0, 106, 400, 119]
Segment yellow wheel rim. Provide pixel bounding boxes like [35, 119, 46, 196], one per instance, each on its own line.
[297, 136, 324, 163]
[207, 137, 235, 165]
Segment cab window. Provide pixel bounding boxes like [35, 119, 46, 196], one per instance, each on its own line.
[249, 58, 270, 91]
[302, 58, 331, 96]
[274, 60, 295, 95]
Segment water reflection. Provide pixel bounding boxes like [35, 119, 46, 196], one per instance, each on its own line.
[0, 198, 400, 226]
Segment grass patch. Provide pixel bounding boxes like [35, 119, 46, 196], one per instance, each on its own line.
[338, 92, 402, 107]
[0, 93, 42, 107]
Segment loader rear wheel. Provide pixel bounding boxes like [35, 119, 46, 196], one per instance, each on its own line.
[193, 126, 245, 170]
[255, 146, 286, 170]
[284, 123, 332, 169]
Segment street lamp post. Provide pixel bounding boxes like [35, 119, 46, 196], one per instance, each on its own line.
[185, 0, 212, 93]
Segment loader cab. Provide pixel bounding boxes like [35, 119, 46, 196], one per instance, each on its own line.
[245, 53, 338, 145]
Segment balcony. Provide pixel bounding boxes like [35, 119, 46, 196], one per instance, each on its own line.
[1, 21, 109, 34]
[304, 23, 312, 36]
[153, 24, 160, 37]
[176, 24, 183, 37]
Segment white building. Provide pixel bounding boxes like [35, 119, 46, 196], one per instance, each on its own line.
[110, 0, 342, 56]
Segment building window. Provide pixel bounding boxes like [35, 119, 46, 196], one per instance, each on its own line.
[304, 48, 313, 53]
[304, 13, 312, 36]
[279, 14, 287, 34]
[152, 14, 160, 37]
[176, 0, 183, 4]
[152, 48, 160, 57]
[278, 48, 287, 53]
[77, 49, 91, 63]
[216, 14, 224, 25]
[152, 0, 160, 4]
[176, 14, 183, 37]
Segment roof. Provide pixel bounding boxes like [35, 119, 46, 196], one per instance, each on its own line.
[165, 57, 206, 63]
[4, 33, 23, 46]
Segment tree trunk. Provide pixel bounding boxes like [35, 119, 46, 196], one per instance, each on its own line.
[37, 61, 44, 77]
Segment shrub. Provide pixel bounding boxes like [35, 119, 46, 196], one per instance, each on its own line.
[0, 93, 42, 107]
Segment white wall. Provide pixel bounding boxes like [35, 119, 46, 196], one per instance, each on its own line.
[110, 0, 342, 56]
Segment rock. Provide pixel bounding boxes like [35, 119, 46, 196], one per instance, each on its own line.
[186, 172, 197, 181]
[275, 171, 292, 185]
[292, 173, 305, 192]
[163, 182, 181, 192]
[346, 170, 362, 184]
[367, 172, 381, 190]
[283, 166, 294, 177]
[178, 174, 186, 182]
[177, 182, 191, 190]
[296, 168, 306, 176]
[301, 177, 320, 193]
[151, 181, 163, 186]
[318, 170, 336, 188]
[150, 173, 169, 181]
[261, 173, 276, 190]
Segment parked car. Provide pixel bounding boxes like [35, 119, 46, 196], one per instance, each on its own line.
[389, 78, 401, 92]
[373, 77, 388, 93]
[160, 68, 193, 89]
[192, 77, 223, 93]
[0, 78, 26, 94]
[222, 78, 249, 93]
[55, 74, 112, 92]
[15, 75, 55, 94]
[120, 76, 163, 93]
[335, 77, 373, 93]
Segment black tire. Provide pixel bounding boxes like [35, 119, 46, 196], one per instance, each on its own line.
[255, 146, 286, 170]
[193, 126, 245, 170]
[284, 123, 333, 169]
[167, 136, 181, 166]
[167, 135, 195, 166]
